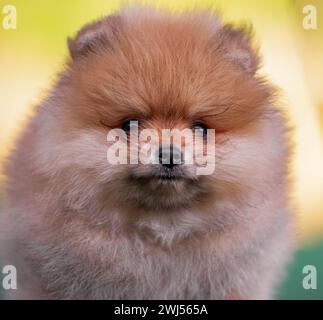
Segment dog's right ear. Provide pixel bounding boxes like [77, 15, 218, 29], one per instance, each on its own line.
[68, 15, 122, 60]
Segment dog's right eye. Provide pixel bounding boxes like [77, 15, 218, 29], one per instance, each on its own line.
[121, 119, 140, 132]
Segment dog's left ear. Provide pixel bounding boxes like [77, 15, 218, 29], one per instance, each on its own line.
[68, 15, 122, 60]
[219, 24, 260, 74]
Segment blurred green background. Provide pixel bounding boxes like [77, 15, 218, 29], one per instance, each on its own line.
[0, 0, 323, 299]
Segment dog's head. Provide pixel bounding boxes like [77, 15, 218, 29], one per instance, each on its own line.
[36, 7, 283, 240]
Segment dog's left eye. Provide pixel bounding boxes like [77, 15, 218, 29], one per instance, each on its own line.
[192, 122, 208, 137]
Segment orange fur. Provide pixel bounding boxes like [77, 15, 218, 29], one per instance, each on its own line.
[0, 7, 294, 299]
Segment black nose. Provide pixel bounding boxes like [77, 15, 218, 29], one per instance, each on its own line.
[158, 145, 183, 168]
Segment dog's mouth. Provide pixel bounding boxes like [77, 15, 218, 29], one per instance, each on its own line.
[131, 166, 189, 184]
[124, 166, 205, 211]
[153, 167, 186, 181]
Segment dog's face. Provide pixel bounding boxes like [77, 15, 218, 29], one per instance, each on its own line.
[40, 8, 277, 234]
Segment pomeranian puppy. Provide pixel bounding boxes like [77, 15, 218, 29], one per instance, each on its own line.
[1, 7, 294, 299]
